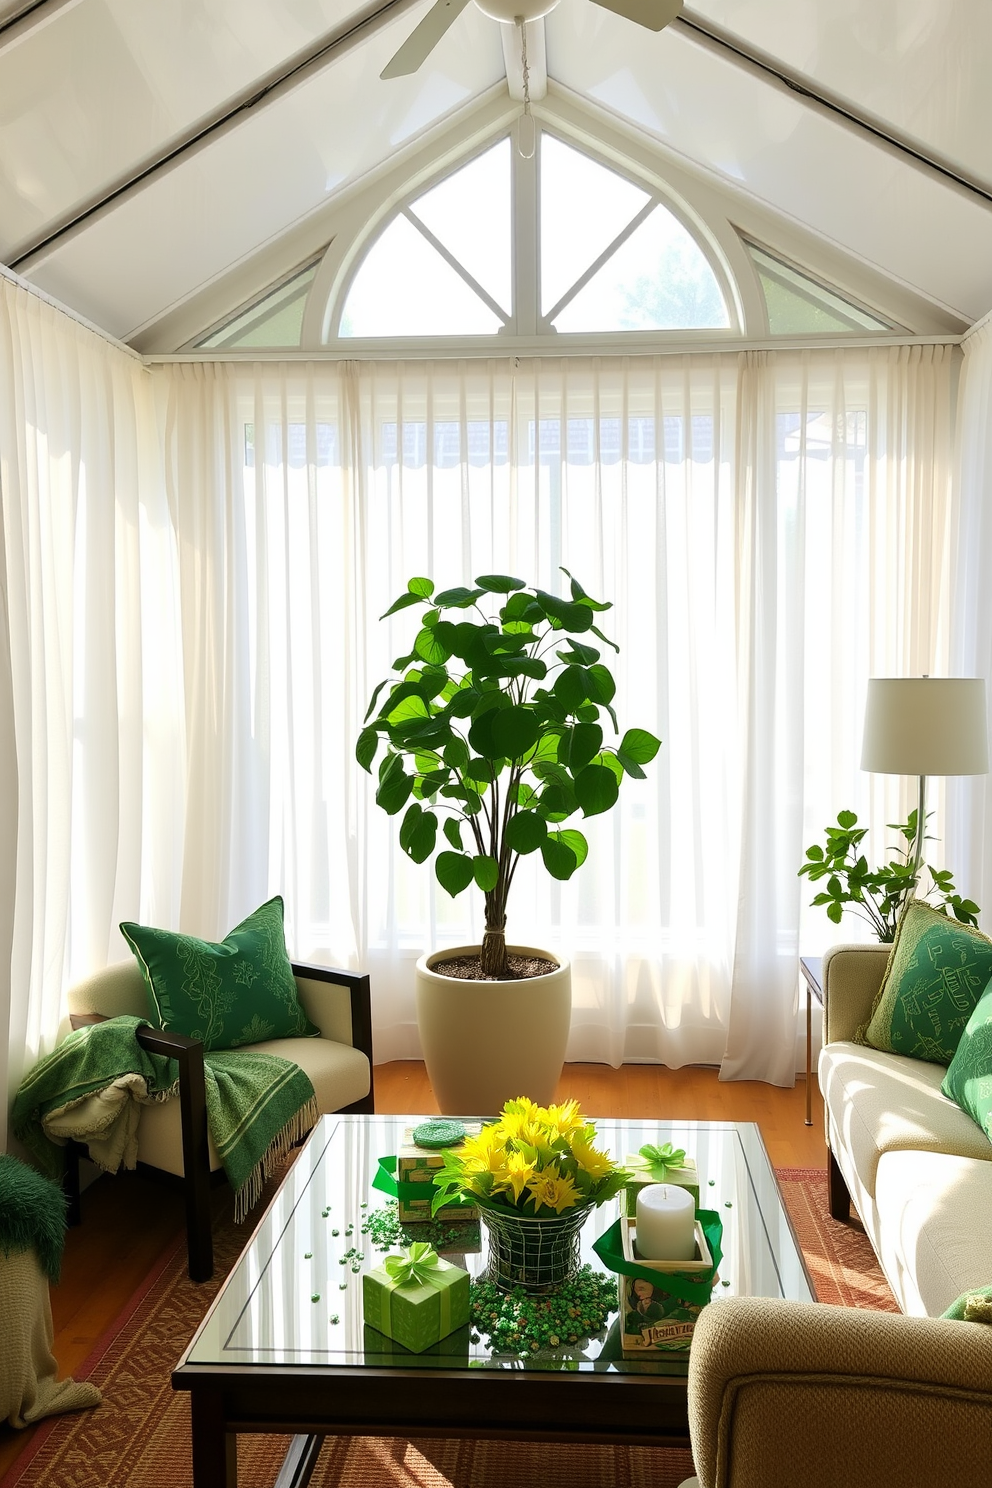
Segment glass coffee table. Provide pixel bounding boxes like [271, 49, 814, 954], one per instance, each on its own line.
[174, 1114, 814, 1487]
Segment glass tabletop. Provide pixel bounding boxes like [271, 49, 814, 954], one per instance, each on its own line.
[186, 1114, 814, 1376]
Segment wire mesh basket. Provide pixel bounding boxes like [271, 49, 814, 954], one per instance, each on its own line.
[480, 1202, 594, 1294]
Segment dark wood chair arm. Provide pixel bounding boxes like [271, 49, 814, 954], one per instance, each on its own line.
[135, 1023, 213, 1281]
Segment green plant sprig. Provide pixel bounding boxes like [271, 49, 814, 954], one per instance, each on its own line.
[357, 571, 660, 976]
[799, 808, 980, 943]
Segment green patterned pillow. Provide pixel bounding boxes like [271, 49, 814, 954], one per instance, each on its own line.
[941, 978, 992, 1142]
[120, 896, 319, 1051]
[858, 900, 992, 1065]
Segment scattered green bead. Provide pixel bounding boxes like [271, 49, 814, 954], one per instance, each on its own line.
[721, 1279, 731, 1287]
[330, 1314, 340, 1324]
[339, 1282, 348, 1290]
[311, 1294, 320, 1303]
[708, 1179, 715, 1186]
[725, 1201, 733, 1208]
[332, 1228, 340, 1237]
[304, 1252, 312, 1260]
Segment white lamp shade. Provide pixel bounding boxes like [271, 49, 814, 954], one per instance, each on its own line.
[861, 678, 989, 776]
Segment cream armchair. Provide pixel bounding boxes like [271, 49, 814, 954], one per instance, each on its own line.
[685, 1295, 992, 1488]
[61, 960, 374, 1282]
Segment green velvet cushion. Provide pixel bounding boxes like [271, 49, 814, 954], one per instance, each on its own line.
[941, 978, 992, 1142]
[120, 895, 319, 1051]
[941, 1283, 992, 1323]
[858, 900, 992, 1065]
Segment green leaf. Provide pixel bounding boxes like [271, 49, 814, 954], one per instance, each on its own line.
[363, 679, 389, 722]
[476, 573, 526, 592]
[416, 769, 450, 796]
[472, 855, 500, 892]
[375, 754, 414, 815]
[409, 577, 435, 598]
[499, 656, 548, 680]
[559, 722, 603, 772]
[399, 803, 438, 862]
[590, 624, 620, 653]
[573, 763, 620, 817]
[356, 726, 379, 771]
[837, 809, 858, 829]
[443, 737, 469, 768]
[446, 687, 480, 719]
[380, 591, 424, 620]
[533, 590, 595, 633]
[541, 835, 579, 880]
[443, 818, 464, 851]
[505, 811, 548, 853]
[585, 664, 617, 704]
[536, 782, 577, 821]
[385, 692, 429, 725]
[616, 752, 646, 780]
[556, 641, 601, 666]
[618, 728, 661, 765]
[464, 756, 496, 785]
[414, 628, 452, 665]
[561, 568, 612, 612]
[554, 665, 591, 711]
[491, 705, 541, 761]
[436, 851, 475, 897]
[434, 586, 484, 609]
[556, 828, 589, 868]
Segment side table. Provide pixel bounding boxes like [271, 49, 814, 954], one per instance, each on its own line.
[799, 956, 823, 1127]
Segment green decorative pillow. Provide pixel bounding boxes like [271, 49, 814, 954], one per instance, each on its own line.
[120, 895, 319, 1051]
[941, 977, 992, 1142]
[941, 1284, 992, 1323]
[858, 900, 992, 1065]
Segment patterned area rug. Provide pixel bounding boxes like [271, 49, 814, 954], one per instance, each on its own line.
[0, 1167, 896, 1488]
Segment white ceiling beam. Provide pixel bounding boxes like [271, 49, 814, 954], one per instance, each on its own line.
[501, 18, 547, 103]
[0, 0, 85, 56]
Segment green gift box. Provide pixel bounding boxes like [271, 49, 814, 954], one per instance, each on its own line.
[362, 1243, 470, 1354]
[622, 1147, 699, 1217]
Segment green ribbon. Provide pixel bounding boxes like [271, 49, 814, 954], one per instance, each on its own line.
[373, 1155, 474, 1208]
[592, 1210, 723, 1310]
[384, 1242, 441, 1287]
[379, 1243, 451, 1338]
[632, 1143, 689, 1183]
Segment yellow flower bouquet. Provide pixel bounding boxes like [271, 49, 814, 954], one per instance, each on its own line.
[430, 1097, 627, 1219]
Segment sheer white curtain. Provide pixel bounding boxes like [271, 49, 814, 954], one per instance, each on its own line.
[949, 321, 992, 912]
[0, 275, 181, 1146]
[156, 346, 955, 1084]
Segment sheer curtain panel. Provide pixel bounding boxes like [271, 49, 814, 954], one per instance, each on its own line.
[157, 348, 954, 1083]
[0, 277, 180, 1147]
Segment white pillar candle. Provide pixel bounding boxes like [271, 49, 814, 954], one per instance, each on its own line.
[635, 1183, 696, 1261]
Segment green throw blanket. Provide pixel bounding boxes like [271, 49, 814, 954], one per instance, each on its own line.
[0, 1153, 68, 1283]
[12, 1017, 318, 1222]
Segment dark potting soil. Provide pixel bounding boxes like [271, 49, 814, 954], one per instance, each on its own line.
[431, 953, 559, 981]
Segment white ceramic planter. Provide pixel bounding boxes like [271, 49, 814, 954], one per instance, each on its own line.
[415, 944, 571, 1116]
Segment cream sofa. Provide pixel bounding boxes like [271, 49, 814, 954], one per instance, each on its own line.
[681, 943, 992, 1487]
[817, 942, 992, 1315]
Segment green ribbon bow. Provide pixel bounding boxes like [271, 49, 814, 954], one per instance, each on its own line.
[636, 1143, 688, 1182]
[383, 1242, 440, 1288]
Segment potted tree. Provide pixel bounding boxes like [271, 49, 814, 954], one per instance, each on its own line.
[357, 571, 660, 1113]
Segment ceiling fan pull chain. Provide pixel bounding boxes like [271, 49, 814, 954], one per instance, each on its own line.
[517, 18, 536, 159]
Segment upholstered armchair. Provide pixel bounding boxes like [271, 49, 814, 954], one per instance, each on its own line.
[60, 959, 374, 1282]
[684, 1295, 992, 1487]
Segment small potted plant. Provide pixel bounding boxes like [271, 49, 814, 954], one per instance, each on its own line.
[799, 808, 979, 943]
[430, 1096, 628, 1292]
[357, 571, 660, 1113]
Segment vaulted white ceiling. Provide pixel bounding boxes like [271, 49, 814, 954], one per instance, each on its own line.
[2, 0, 990, 347]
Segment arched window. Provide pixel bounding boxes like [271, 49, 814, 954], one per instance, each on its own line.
[333, 126, 735, 344]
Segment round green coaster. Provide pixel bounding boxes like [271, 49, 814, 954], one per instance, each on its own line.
[413, 1118, 466, 1148]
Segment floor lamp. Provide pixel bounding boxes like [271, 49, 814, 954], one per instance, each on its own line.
[861, 677, 989, 891]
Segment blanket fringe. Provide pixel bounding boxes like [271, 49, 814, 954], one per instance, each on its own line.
[232, 1095, 320, 1224]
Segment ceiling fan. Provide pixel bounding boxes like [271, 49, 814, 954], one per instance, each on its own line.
[381, 0, 683, 79]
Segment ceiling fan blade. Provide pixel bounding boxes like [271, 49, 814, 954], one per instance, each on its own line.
[380, 0, 472, 78]
[588, 0, 682, 32]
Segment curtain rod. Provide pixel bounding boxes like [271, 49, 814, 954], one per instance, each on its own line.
[0, 261, 144, 362]
[143, 333, 962, 364]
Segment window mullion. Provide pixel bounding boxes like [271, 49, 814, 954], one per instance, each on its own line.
[403, 208, 509, 325]
[545, 197, 658, 324]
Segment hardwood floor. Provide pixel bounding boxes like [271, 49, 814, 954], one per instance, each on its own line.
[0, 1061, 826, 1478]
